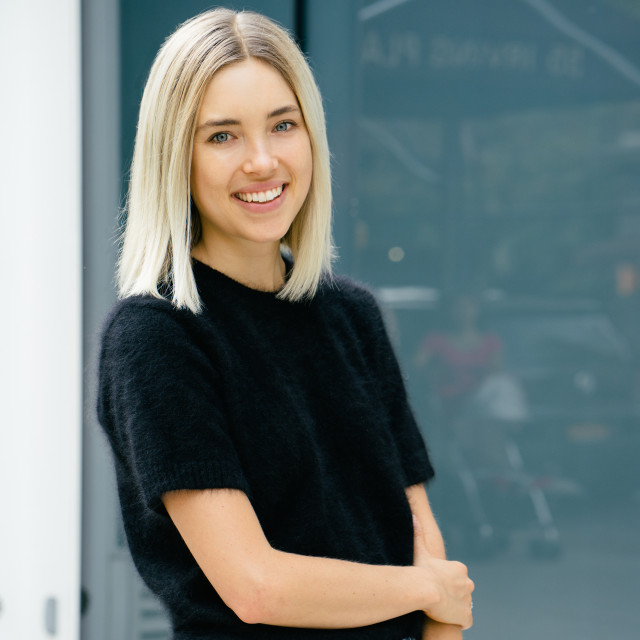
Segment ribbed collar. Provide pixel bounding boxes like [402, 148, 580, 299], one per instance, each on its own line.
[191, 255, 296, 311]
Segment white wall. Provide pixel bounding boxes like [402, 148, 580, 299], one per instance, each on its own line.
[0, 1, 82, 638]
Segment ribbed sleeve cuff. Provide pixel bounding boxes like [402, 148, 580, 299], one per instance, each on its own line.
[403, 449, 436, 487]
[140, 460, 252, 512]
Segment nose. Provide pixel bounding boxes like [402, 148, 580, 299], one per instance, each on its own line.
[242, 138, 278, 175]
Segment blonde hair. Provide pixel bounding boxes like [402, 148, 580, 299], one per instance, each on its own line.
[118, 8, 334, 312]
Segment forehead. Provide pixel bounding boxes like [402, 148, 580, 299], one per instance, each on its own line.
[197, 58, 297, 119]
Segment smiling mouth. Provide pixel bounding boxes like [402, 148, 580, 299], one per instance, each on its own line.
[234, 184, 285, 204]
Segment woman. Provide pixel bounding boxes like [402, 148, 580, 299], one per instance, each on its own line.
[97, 8, 473, 640]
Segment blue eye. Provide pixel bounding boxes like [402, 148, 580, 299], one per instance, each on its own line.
[210, 132, 230, 144]
[274, 121, 294, 132]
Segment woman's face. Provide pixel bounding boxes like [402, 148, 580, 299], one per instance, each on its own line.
[190, 58, 313, 256]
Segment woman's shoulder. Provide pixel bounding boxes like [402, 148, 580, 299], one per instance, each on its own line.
[103, 293, 178, 330]
[314, 274, 388, 341]
[318, 272, 380, 313]
[100, 294, 201, 355]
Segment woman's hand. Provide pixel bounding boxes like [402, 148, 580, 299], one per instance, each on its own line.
[413, 514, 474, 629]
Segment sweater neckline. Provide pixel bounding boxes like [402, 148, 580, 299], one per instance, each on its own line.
[191, 255, 295, 308]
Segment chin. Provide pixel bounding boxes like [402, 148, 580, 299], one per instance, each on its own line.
[247, 221, 295, 245]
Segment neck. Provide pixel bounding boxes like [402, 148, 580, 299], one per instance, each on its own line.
[191, 240, 286, 292]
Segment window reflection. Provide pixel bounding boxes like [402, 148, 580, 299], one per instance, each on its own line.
[351, 0, 640, 636]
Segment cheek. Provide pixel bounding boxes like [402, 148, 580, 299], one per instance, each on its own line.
[300, 142, 313, 190]
[191, 156, 222, 205]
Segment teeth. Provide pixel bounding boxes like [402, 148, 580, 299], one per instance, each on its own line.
[236, 185, 283, 203]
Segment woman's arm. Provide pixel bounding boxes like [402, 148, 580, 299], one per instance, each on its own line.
[405, 483, 469, 639]
[162, 487, 473, 629]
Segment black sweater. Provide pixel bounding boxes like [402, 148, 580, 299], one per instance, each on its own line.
[97, 259, 434, 640]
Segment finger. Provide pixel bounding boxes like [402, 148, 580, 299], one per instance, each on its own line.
[462, 599, 474, 629]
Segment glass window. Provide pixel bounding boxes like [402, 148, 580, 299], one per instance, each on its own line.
[309, 1, 640, 637]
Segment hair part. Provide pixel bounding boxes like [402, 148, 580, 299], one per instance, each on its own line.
[118, 8, 334, 312]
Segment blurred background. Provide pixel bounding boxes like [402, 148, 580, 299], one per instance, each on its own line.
[2, 0, 639, 638]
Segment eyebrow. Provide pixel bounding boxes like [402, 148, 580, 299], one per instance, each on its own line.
[196, 105, 301, 132]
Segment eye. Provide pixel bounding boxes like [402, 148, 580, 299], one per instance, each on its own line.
[274, 121, 295, 133]
[209, 132, 231, 144]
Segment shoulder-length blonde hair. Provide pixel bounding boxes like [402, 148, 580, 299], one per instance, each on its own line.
[118, 8, 334, 312]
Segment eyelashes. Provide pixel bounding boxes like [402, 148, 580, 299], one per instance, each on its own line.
[210, 132, 231, 144]
[207, 121, 297, 145]
[274, 121, 295, 132]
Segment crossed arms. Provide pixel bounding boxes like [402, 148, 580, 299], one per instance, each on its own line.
[162, 482, 473, 634]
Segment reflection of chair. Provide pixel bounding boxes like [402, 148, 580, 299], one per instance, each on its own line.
[470, 372, 528, 422]
[437, 374, 562, 559]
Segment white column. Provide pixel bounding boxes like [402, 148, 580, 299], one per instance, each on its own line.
[0, 1, 82, 639]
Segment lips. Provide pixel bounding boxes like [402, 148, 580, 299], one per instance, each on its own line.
[234, 184, 285, 204]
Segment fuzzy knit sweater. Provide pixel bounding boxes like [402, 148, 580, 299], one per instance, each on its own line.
[97, 259, 434, 640]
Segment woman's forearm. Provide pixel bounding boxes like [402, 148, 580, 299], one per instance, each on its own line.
[241, 549, 436, 628]
[163, 488, 472, 629]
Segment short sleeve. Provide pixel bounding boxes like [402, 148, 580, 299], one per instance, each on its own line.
[357, 287, 435, 486]
[97, 298, 251, 512]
